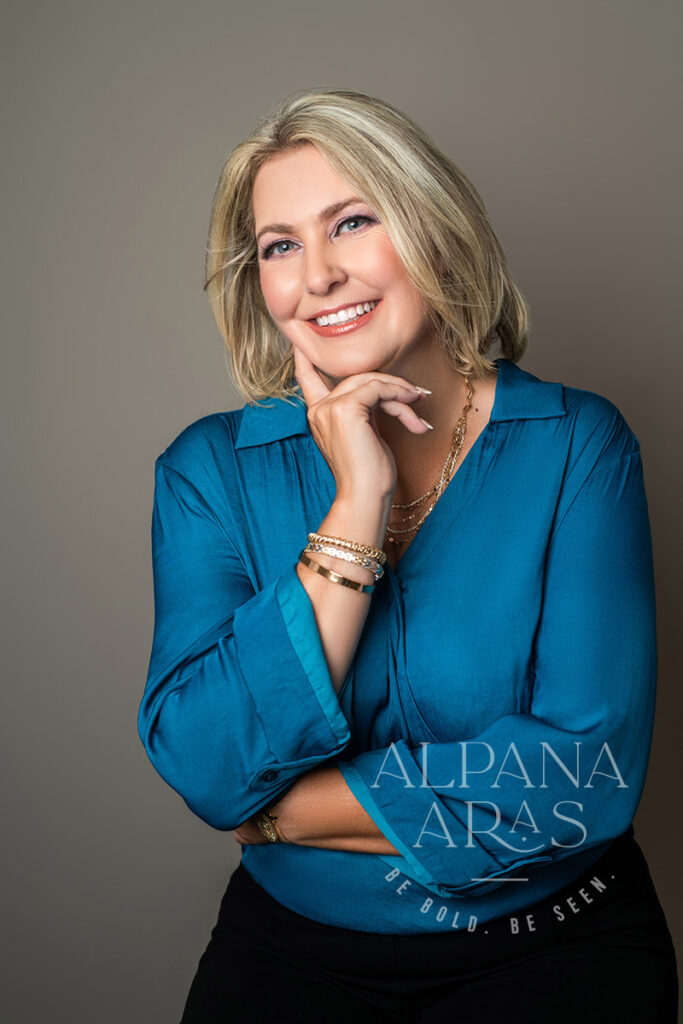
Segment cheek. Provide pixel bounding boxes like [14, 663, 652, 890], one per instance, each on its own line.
[368, 243, 426, 321]
[258, 268, 298, 320]
[359, 237, 423, 320]
[354, 234, 405, 290]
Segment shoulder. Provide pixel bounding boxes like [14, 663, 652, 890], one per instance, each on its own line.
[498, 357, 641, 479]
[156, 409, 243, 474]
[151, 409, 249, 521]
[156, 392, 308, 470]
[149, 399, 309, 550]
[560, 378, 640, 479]
[156, 407, 239, 460]
[150, 397, 307, 517]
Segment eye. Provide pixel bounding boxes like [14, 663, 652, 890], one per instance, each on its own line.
[337, 214, 374, 235]
[259, 213, 376, 261]
[260, 239, 295, 260]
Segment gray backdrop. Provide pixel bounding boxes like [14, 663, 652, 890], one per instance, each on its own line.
[3, 1, 680, 1021]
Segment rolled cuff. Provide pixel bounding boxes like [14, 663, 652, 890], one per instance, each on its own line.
[234, 562, 351, 788]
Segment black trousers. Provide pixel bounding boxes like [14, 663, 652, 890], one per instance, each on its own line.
[180, 827, 678, 1023]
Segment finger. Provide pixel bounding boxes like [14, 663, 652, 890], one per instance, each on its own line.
[376, 398, 432, 433]
[350, 378, 429, 414]
[328, 370, 430, 399]
[292, 345, 331, 407]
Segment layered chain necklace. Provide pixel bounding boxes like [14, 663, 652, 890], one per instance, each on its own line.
[385, 376, 474, 547]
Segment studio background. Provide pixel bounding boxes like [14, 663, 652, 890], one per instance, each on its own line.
[3, 1, 680, 1021]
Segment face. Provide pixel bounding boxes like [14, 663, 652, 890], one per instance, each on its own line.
[252, 144, 434, 388]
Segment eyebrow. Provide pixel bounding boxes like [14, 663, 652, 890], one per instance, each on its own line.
[255, 197, 365, 243]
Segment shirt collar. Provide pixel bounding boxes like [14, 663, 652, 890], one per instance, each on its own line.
[233, 357, 566, 450]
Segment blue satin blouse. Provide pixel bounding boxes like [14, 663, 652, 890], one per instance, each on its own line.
[137, 357, 657, 933]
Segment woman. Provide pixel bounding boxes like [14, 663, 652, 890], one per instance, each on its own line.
[138, 89, 678, 1021]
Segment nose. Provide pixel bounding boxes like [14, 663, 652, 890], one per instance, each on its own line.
[302, 234, 346, 294]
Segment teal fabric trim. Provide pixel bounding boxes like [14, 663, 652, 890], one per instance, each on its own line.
[337, 760, 447, 896]
[276, 562, 350, 745]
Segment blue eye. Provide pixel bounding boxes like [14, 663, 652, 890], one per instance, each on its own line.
[337, 215, 370, 234]
[259, 214, 375, 261]
[262, 239, 294, 259]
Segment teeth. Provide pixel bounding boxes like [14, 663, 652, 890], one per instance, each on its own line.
[316, 300, 378, 326]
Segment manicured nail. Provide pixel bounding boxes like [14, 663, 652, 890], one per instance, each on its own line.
[412, 386, 432, 394]
[419, 417, 434, 430]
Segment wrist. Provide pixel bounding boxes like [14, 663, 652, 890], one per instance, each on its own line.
[269, 793, 296, 844]
[331, 494, 392, 545]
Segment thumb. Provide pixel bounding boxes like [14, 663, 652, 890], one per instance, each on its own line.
[292, 344, 330, 407]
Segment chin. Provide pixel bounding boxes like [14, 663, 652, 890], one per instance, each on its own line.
[317, 357, 388, 382]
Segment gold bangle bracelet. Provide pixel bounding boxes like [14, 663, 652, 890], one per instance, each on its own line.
[298, 550, 377, 594]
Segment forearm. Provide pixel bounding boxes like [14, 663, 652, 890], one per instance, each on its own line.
[298, 494, 391, 693]
[272, 762, 399, 855]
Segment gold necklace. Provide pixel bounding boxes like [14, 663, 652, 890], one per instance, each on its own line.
[385, 376, 473, 546]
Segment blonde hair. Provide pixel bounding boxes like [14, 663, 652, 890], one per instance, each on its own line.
[204, 87, 529, 403]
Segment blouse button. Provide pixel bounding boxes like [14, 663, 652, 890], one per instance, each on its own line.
[262, 769, 279, 782]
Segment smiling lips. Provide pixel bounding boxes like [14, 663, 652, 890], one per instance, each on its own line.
[306, 299, 382, 338]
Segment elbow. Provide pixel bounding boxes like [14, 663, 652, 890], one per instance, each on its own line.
[180, 789, 247, 833]
[137, 688, 253, 832]
[539, 732, 651, 855]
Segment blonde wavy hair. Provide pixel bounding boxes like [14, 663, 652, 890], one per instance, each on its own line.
[204, 87, 529, 404]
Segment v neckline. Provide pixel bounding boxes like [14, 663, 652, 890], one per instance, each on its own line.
[382, 357, 505, 579]
[305, 357, 507, 581]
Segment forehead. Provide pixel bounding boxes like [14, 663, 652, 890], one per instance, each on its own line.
[252, 145, 356, 223]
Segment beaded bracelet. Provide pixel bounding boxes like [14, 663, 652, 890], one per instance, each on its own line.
[298, 550, 377, 594]
[304, 541, 384, 580]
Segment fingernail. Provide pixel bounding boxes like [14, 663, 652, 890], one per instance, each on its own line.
[413, 386, 432, 394]
[419, 417, 434, 430]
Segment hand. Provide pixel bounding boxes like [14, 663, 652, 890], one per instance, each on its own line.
[292, 344, 431, 503]
[233, 795, 294, 846]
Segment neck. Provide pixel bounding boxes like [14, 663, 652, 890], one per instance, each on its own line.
[375, 339, 473, 477]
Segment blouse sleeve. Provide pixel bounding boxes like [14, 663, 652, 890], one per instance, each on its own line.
[335, 435, 657, 898]
[137, 457, 351, 830]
